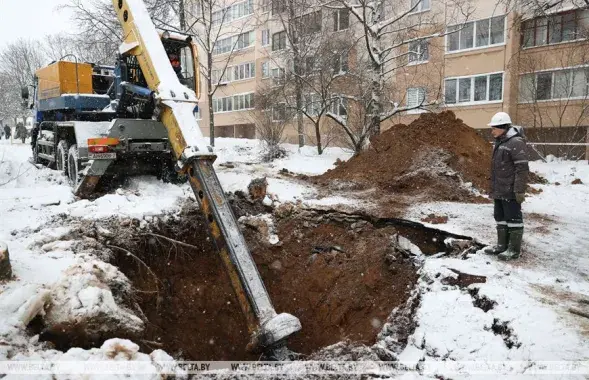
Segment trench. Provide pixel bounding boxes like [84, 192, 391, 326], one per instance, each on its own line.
[104, 201, 472, 361]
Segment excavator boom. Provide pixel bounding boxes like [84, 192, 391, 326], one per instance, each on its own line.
[112, 0, 300, 356]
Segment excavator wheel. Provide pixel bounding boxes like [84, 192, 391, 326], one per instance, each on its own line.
[56, 140, 69, 175]
[67, 145, 81, 187]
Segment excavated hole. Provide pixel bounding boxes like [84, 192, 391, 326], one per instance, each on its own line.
[30, 198, 471, 360]
[107, 201, 471, 360]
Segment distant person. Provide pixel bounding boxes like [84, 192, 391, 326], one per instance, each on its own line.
[483, 112, 529, 261]
[15, 123, 26, 143]
[3, 125, 10, 140]
[31, 124, 39, 154]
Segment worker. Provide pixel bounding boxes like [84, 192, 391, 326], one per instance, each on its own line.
[483, 112, 529, 261]
[168, 53, 184, 81]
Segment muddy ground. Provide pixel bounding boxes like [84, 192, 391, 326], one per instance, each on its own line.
[28, 194, 476, 362]
[99, 196, 471, 361]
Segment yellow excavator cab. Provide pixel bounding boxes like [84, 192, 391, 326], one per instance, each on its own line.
[160, 31, 200, 99]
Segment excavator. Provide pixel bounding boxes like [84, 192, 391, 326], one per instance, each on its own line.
[24, 0, 301, 359]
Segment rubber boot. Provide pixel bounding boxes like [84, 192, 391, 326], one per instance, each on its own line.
[498, 228, 523, 261]
[483, 225, 509, 255]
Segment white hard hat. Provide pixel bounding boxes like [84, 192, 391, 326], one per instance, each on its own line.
[488, 112, 512, 127]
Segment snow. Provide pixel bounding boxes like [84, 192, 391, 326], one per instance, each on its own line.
[2, 136, 588, 377]
[401, 159, 589, 377]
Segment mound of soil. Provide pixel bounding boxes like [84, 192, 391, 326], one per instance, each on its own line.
[316, 111, 492, 202]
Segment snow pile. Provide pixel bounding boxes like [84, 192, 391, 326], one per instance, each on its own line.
[44, 257, 144, 344]
[5, 338, 186, 380]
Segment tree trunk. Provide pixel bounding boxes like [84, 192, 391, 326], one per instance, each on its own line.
[208, 92, 215, 147]
[314, 121, 323, 155]
[370, 60, 382, 137]
[207, 52, 215, 147]
[293, 57, 305, 148]
[179, 0, 186, 31]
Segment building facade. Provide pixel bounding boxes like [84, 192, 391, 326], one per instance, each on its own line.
[190, 0, 589, 157]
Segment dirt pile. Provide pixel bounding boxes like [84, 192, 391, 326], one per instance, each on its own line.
[317, 111, 492, 202]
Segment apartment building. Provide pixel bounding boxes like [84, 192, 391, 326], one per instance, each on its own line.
[190, 0, 589, 156]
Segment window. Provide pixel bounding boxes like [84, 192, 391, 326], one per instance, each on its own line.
[213, 31, 254, 55]
[408, 39, 429, 64]
[447, 16, 505, 52]
[261, 61, 270, 78]
[410, 0, 430, 13]
[333, 9, 349, 31]
[271, 67, 285, 84]
[458, 77, 471, 102]
[333, 52, 349, 73]
[273, 103, 286, 121]
[304, 93, 321, 116]
[211, 0, 253, 25]
[233, 62, 255, 81]
[445, 78, 457, 104]
[272, 0, 286, 14]
[519, 67, 589, 102]
[293, 11, 322, 43]
[444, 72, 504, 104]
[261, 0, 270, 12]
[522, 10, 582, 48]
[212, 62, 254, 84]
[272, 31, 287, 51]
[331, 96, 347, 117]
[262, 29, 270, 46]
[213, 92, 255, 113]
[406, 87, 426, 112]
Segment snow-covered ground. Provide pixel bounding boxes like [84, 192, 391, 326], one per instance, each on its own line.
[403, 159, 589, 377]
[1, 138, 588, 378]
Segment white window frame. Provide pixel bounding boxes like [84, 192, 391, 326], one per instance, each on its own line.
[333, 9, 349, 31]
[446, 15, 506, 54]
[213, 31, 255, 55]
[304, 93, 321, 116]
[212, 92, 255, 114]
[518, 65, 589, 103]
[444, 71, 505, 106]
[211, 0, 254, 26]
[261, 29, 270, 46]
[406, 87, 426, 113]
[261, 61, 270, 78]
[409, 0, 430, 14]
[331, 95, 348, 118]
[408, 39, 429, 65]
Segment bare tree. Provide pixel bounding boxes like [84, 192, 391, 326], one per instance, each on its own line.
[61, 0, 179, 64]
[250, 86, 289, 160]
[324, 0, 472, 137]
[183, 0, 253, 147]
[0, 39, 46, 128]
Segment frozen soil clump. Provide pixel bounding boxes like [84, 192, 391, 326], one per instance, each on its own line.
[315, 111, 493, 202]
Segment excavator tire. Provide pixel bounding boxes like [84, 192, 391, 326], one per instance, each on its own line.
[67, 144, 81, 187]
[56, 140, 69, 175]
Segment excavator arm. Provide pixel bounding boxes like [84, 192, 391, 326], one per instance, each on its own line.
[112, 0, 301, 356]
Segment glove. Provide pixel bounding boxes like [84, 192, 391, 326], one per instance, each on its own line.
[515, 193, 525, 204]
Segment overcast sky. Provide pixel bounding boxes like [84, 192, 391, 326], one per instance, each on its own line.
[0, 0, 76, 48]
